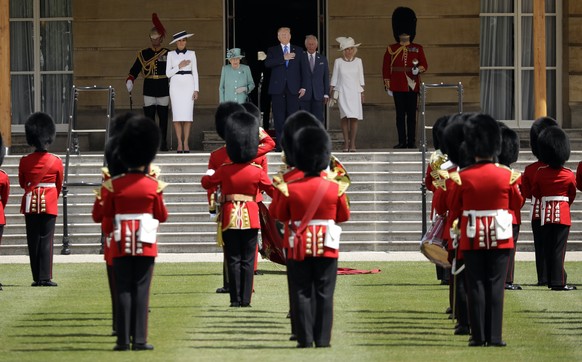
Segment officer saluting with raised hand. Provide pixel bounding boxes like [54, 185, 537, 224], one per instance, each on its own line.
[126, 13, 170, 151]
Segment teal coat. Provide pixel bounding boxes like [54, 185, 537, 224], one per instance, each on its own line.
[219, 64, 255, 103]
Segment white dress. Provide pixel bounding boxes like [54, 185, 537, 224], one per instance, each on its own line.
[166, 49, 200, 122]
[330, 57, 365, 120]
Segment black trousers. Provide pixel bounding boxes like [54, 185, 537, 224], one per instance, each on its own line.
[143, 105, 169, 149]
[453, 259, 469, 328]
[223, 229, 258, 305]
[505, 224, 520, 284]
[531, 219, 547, 284]
[271, 90, 300, 150]
[463, 249, 510, 345]
[392, 90, 418, 145]
[113, 256, 155, 346]
[106, 264, 118, 333]
[25, 214, 56, 282]
[540, 223, 569, 287]
[299, 98, 325, 124]
[288, 257, 337, 347]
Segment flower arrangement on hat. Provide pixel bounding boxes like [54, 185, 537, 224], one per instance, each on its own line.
[226, 48, 245, 60]
[336, 36, 361, 51]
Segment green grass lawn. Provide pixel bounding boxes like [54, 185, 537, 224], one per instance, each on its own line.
[0, 260, 581, 362]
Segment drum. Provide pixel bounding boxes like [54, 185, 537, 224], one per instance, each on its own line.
[420, 214, 451, 269]
[258, 202, 286, 266]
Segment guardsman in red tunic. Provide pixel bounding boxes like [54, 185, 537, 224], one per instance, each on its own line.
[201, 111, 274, 308]
[270, 126, 350, 348]
[19, 112, 63, 287]
[0, 135, 9, 291]
[383, 7, 428, 149]
[448, 114, 523, 347]
[521, 117, 558, 286]
[126, 13, 170, 151]
[532, 126, 577, 291]
[498, 123, 525, 291]
[207, 102, 275, 293]
[102, 115, 168, 351]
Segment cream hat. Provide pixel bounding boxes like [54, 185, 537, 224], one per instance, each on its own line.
[169, 31, 194, 45]
[336, 36, 361, 51]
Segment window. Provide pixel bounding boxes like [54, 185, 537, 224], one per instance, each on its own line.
[10, 0, 73, 126]
[480, 0, 560, 127]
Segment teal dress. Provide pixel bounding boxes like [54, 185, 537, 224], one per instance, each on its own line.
[219, 64, 255, 103]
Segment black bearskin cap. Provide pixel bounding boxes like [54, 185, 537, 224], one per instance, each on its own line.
[225, 111, 259, 163]
[118, 115, 160, 168]
[105, 113, 135, 177]
[442, 113, 473, 168]
[392, 7, 417, 42]
[25, 112, 56, 150]
[497, 122, 520, 167]
[215, 102, 245, 140]
[282, 111, 323, 167]
[537, 126, 570, 169]
[242, 102, 261, 120]
[530, 116, 558, 159]
[293, 127, 331, 176]
[464, 113, 502, 159]
[432, 115, 450, 150]
[0, 133, 5, 167]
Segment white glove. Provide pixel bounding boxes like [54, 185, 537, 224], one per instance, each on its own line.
[412, 67, 420, 76]
[257, 51, 267, 61]
[235, 86, 247, 94]
[205, 169, 215, 176]
[126, 80, 133, 93]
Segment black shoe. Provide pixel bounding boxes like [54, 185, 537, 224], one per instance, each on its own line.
[393, 143, 406, 149]
[240, 303, 251, 307]
[440, 279, 449, 285]
[111, 330, 117, 336]
[39, 280, 58, 287]
[31, 281, 39, 287]
[505, 283, 522, 290]
[113, 344, 130, 351]
[254, 270, 263, 275]
[536, 281, 548, 286]
[132, 343, 154, 351]
[216, 287, 230, 294]
[551, 285, 577, 291]
[160, 143, 168, 152]
[289, 334, 297, 341]
[230, 302, 241, 307]
[487, 341, 507, 347]
[296, 342, 313, 348]
[286, 311, 291, 318]
[406, 142, 416, 149]
[315, 343, 331, 348]
[468, 339, 486, 347]
[445, 307, 452, 314]
[454, 326, 470, 335]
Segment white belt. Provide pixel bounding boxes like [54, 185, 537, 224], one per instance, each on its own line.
[115, 213, 153, 222]
[462, 209, 504, 217]
[291, 219, 336, 227]
[289, 219, 340, 250]
[540, 196, 569, 226]
[36, 183, 56, 188]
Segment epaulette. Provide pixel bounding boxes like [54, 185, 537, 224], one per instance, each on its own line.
[449, 171, 462, 185]
[149, 164, 161, 178]
[93, 187, 102, 200]
[509, 169, 521, 185]
[432, 178, 447, 191]
[101, 166, 111, 178]
[102, 179, 114, 192]
[156, 180, 168, 193]
[275, 179, 289, 197]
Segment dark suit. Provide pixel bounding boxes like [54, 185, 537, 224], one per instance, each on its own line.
[265, 43, 305, 150]
[300, 52, 330, 123]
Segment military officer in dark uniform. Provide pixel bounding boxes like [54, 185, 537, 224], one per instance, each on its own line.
[126, 13, 170, 151]
[383, 7, 428, 149]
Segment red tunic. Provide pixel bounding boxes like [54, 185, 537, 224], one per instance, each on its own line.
[0, 170, 10, 225]
[18, 151, 63, 216]
[270, 175, 350, 260]
[532, 165, 576, 226]
[102, 172, 168, 258]
[521, 160, 545, 221]
[201, 162, 274, 230]
[449, 162, 523, 251]
[382, 42, 428, 93]
[576, 161, 582, 191]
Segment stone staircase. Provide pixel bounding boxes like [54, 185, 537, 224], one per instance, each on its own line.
[1, 149, 582, 255]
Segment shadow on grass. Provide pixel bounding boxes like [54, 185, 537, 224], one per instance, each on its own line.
[254, 270, 287, 275]
[155, 273, 221, 277]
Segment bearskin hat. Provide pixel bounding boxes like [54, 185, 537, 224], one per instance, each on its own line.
[442, 113, 473, 168]
[0, 133, 5, 167]
[392, 7, 417, 42]
[214, 102, 245, 140]
[537, 126, 570, 169]
[293, 127, 331, 176]
[118, 115, 160, 168]
[497, 122, 520, 167]
[530, 116, 558, 159]
[282, 111, 323, 167]
[242, 102, 261, 120]
[25, 112, 56, 150]
[432, 115, 450, 151]
[104, 113, 135, 177]
[464, 113, 502, 160]
[225, 111, 259, 163]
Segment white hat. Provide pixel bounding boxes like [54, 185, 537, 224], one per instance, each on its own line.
[169, 31, 194, 44]
[336, 36, 361, 51]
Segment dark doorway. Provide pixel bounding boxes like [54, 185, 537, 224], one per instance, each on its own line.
[226, 0, 325, 130]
